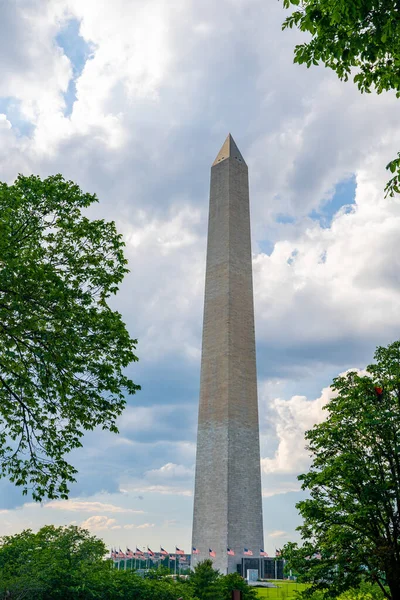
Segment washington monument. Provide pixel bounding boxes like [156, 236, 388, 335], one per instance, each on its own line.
[191, 134, 264, 574]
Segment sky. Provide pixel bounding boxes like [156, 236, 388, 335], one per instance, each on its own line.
[1, 0, 400, 557]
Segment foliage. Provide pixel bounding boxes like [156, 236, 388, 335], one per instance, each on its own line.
[282, 341, 400, 600]
[189, 559, 221, 600]
[188, 560, 256, 600]
[144, 564, 172, 579]
[106, 571, 193, 600]
[0, 529, 261, 600]
[0, 525, 193, 600]
[219, 572, 258, 599]
[337, 582, 386, 599]
[0, 174, 139, 500]
[0, 525, 108, 599]
[281, 0, 400, 196]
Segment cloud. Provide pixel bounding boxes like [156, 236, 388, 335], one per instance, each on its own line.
[126, 484, 193, 497]
[118, 406, 197, 443]
[44, 500, 144, 514]
[79, 515, 154, 531]
[80, 515, 117, 531]
[268, 530, 288, 539]
[123, 522, 155, 530]
[260, 370, 368, 479]
[1, 0, 400, 556]
[262, 483, 302, 498]
[145, 463, 194, 480]
[163, 519, 178, 527]
[261, 384, 336, 476]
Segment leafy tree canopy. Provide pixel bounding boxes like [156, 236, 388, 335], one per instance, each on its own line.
[0, 174, 139, 501]
[189, 559, 221, 600]
[218, 572, 258, 600]
[0, 525, 193, 600]
[188, 560, 256, 600]
[281, 0, 400, 196]
[0, 525, 108, 599]
[282, 341, 400, 600]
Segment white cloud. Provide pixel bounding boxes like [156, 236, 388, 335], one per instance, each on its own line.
[261, 370, 368, 478]
[254, 183, 400, 355]
[123, 522, 155, 530]
[262, 483, 302, 498]
[2, 0, 400, 556]
[145, 463, 194, 480]
[127, 484, 192, 497]
[261, 384, 336, 476]
[81, 515, 117, 531]
[268, 530, 287, 539]
[163, 519, 178, 527]
[80, 515, 152, 531]
[137, 523, 156, 529]
[44, 500, 144, 514]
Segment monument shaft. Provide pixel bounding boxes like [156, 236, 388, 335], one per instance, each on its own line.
[191, 135, 264, 574]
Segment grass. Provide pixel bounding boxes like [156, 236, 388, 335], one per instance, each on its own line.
[255, 581, 308, 599]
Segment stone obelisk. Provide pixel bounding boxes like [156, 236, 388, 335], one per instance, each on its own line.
[191, 134, 264, 574]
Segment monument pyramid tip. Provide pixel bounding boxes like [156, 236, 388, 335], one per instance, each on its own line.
[212, 133, 246, 166]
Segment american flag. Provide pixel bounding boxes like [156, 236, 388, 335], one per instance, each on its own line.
[176, 547, 185, 555]
[179, 556, 186, 563]
[192, 547, 199, 554]
[244, 548, 253, 556]
[160, 547, 169, 556]
[313, 552, 322, 560]
[118, 549, 126, 559]
[209, 548, 216, 558]
[126, 548, 134, 558]
[170, 554, 176, 560]
[227, 548, 235, 556]
[275, 549, 282, 557]
[110, 548, 116, 560]
[260, 549, 268, 557]
[136, 547, 144, 556]
[147, 547, 155, 557]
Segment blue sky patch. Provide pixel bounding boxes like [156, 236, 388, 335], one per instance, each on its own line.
[56, 18, 94, 117]
[0, 97, 35, 137]
[275, 213, 295, 224]
[257, 239, 274, 256]
[309, 175, 356, 228]
[287, 248, 298, 266]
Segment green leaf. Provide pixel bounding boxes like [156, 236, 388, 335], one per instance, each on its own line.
[283, 340, 400, 596]
[0, 174, 140, 501]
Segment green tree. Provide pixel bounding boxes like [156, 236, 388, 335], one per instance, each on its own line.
[189, 559, 221, 600]
[283, 341, 400, 599]
[0, 525, 195, 600]
[0, 525, 109, 599]
[337, 582, 386, 599]
[218, 572, 258, 600]
[281, 0, 400, 196]
[0, 174, 139, 500]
